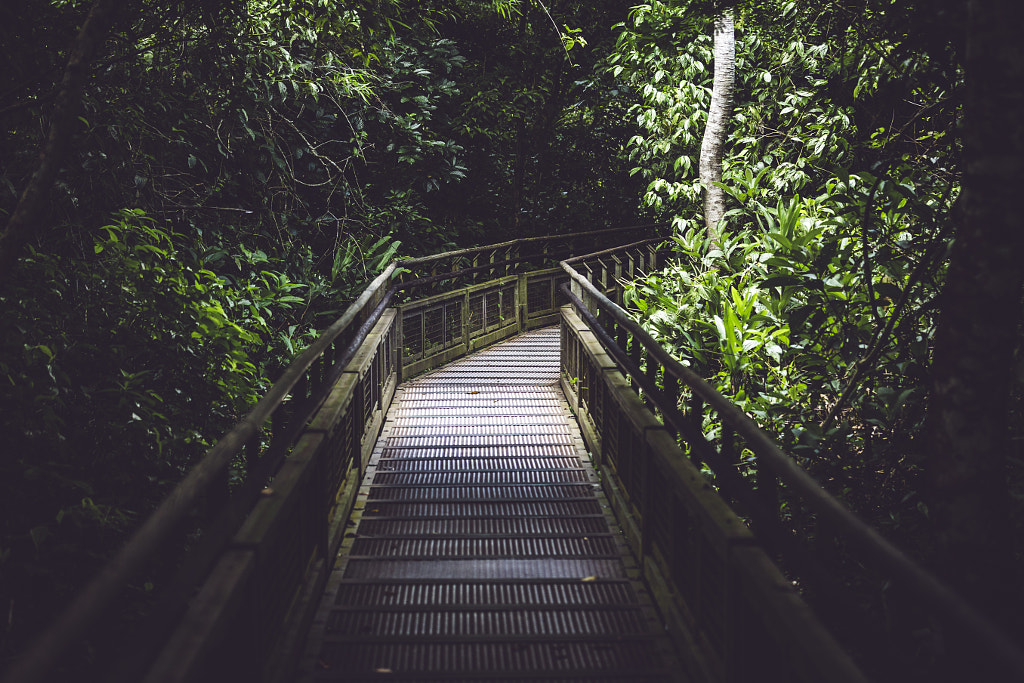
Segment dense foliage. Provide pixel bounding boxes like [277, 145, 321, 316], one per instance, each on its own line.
[0, 0, 642, 662]
[614, 0, 959, 496]
[611, 0, 1023, 676]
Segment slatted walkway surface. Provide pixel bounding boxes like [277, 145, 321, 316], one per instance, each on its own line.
[298, 327, 682, 681]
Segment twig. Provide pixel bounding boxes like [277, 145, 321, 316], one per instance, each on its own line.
[820, 230, 950, 431]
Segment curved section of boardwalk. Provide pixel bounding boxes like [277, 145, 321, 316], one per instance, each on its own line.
[299, 327, 681, 681]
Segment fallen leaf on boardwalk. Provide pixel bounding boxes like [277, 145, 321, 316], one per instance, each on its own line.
[581, 575, 596, 582]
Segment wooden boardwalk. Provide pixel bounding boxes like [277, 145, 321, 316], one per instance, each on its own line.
[298, 327, 682, 681]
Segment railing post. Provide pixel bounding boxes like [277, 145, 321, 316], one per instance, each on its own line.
[639, 437, 653, 576]
[517, 273, 528, 331]
[758, 463, 779, 535]
[395, 306, 405, 384]
[721, 423, 735, 466]
[581, 263, 595, 317]
[644, 351, 658, 410]
[462, 289, 471, 351]
[611, 254, 624, 306]
[647, 242, 660, 271]
[689, 394, 704, 465]
[629, 332, 643, 395]
[663, 372, 678, 438]
[721, 424, 738, 512]
[570, 276, 581, 299]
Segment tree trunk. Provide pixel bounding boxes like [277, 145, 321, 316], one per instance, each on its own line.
[926, 0, 1024, 627]
[0, 0, 116, 287]
[698, 12, 734, 247]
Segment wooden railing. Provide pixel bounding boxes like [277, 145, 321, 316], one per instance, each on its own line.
[396, 235, 664, 379]
[10, 223, 1021, 683]
[0, 224, 661, 683]
[559, 247, 1024, 682]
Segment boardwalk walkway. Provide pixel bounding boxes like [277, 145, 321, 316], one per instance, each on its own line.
[298, 327, 681, 681]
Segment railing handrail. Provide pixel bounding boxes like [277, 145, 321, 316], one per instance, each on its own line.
[397, 223, 665, 266]
[559, 257, 1024, 679]
[560, 236, 665, 266]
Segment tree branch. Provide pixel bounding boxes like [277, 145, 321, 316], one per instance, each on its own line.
[0, 0, 117, 287]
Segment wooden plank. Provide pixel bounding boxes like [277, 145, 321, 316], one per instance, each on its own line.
[142, 549, 256, 683]
[730, 546, 868, 683]
[233, 432, 323, 550]
[263, 556, 330, 683]
[644, 429, 753, 554]
[343, 309, 396, 377]
[525, 311, 561, 329]
[307, 372, 358, 436]
[642, 553, 718, 683]
[401, 342, 468, 379]
[467, 320, 520, 351]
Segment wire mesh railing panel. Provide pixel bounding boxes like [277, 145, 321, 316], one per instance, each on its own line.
[444, 300, 462, 345]
[401, 310, 423, 363]
[604, 406, 622, 475]
[361, 352, 375, 425]
[468, 293, 485, 333]
[484, 287, 501, 328]
[325, 404, 357, 511]
[424, 305, 445, 355]
[526, 276, 552, 315]
[647, 468, 673, 573]
[500, 283, 517, 325]
[619, 419, 643, 509]
[587, 360, 605, 433]
[381, 323, 396, 382]
[401, 298, 463, 368]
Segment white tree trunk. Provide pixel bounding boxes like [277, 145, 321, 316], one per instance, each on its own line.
[698, 13, 735, 247]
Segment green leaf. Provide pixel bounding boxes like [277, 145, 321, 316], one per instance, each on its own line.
[761, 275, 803, 289]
